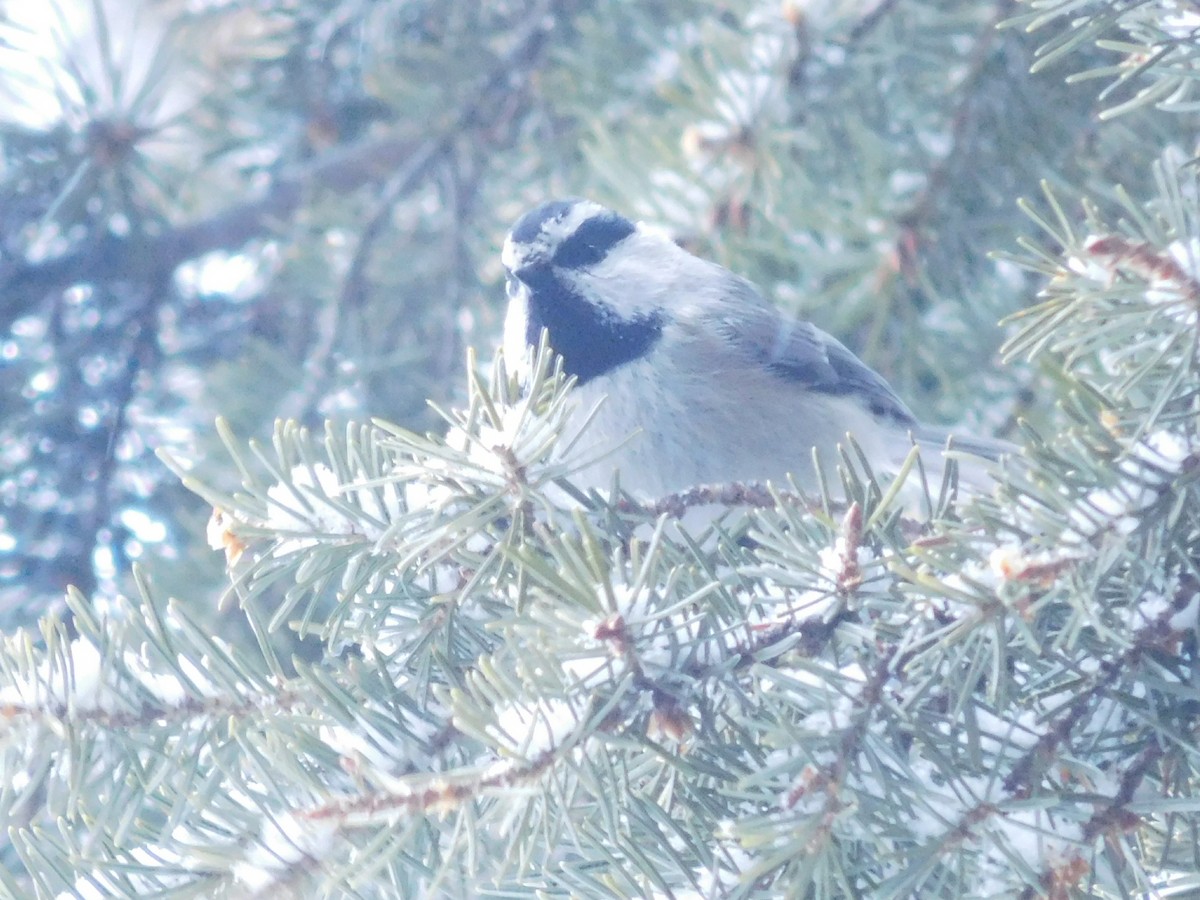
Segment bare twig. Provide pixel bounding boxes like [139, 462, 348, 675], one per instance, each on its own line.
[846, 0, 905, 45]
[895, 0, 1019, 245]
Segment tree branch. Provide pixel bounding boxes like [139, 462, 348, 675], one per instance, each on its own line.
[0, 8, 556, 308]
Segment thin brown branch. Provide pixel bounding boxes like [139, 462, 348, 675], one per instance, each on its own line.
[895, 0, 1019, 251]
[303, 748, 558, 826]
[1004, 612, 1186, 798]
[616, 481, 822, 520]
[846, 0, 905, 45]
[2, 685, 304, 732]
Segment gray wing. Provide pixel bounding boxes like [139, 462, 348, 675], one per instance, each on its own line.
[717, 277, 917, 427]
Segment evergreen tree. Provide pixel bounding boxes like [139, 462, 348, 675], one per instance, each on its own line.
[0, 0, 1197, 896]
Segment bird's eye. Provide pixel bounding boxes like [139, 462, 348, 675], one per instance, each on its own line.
[505, 273, 521, 299]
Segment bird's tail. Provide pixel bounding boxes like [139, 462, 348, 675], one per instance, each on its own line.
[910, 425, 1017, 492]
[913, 425, 1016, 461]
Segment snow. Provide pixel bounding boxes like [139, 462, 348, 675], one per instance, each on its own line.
[489, 698, 582, 759]
[0, 636, 105, 709]
[231, 811, 337, 892]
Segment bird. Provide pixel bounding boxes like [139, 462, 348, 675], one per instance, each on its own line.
[500, 197, 1010, 500]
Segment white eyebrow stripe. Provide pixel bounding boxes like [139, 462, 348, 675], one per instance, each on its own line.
[502, 200, 610, 272]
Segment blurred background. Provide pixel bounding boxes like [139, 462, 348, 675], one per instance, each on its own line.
[0, 0, 1186, 627]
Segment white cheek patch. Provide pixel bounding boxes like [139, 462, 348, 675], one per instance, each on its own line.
[571, 227, 691, 318]
[502, 283, 533, 379]
[540, 200, 607, 248]
[503, 200, 609, 271]
[501, 238, 521, 271]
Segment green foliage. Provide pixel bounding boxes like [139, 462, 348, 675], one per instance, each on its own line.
[7, 305, 1199, 896]
[1, 0, 1199, 897]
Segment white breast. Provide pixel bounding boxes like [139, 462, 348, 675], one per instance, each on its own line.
[560, 355, 903, 499]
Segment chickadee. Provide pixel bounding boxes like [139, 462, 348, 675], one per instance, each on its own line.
[501, 198, 1009, 498]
